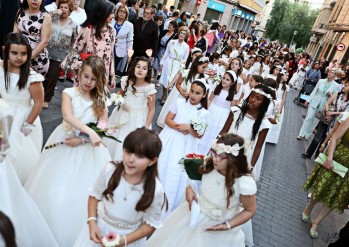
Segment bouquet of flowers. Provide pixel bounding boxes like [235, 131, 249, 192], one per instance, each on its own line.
[44, 122, 121, 149]
[102, 232, 121, 247]
[109, 93, 124, 111]
[191, 115, 208, 136]
[211, 74, 222, 87]
[179, 153, 206, 180]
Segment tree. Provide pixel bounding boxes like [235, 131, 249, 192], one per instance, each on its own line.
[265, 0, 319, 47]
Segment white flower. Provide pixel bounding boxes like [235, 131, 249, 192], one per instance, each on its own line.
[190, 115, 208, 136]
[109, 93, 124, 110]
[102, 233, 121, 247]
[212, 142, 244, 156]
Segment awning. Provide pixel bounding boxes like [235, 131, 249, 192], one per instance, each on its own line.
[239, 4, 261, 14]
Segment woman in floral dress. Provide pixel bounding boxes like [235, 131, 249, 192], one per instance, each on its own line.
[302, 116, 349, 239]
[14, 0, 52, 76]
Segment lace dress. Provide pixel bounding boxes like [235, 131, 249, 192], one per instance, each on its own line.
[0, 99, 59, 247]
[157, 99, 209, 214]
[146, 170, 257, 247]
[198, 90, 231, 155]
[0, 67, 44, 184]
[74, 162, 166, 247]
[25, 87, 112, 247]
[106, 77, 157, 161]
[16, 10, 50, 75]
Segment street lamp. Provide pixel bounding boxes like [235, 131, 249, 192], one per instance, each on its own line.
[290, 30, 298, 45]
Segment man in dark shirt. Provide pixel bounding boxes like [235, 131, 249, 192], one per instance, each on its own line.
[133, 6, 158, 59]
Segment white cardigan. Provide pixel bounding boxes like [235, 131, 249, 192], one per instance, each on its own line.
[112, 20, 134, 58]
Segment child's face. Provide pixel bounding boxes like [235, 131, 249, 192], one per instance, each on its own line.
[249, 77, 259, 88]
[282, 74, 288, 81]
[189, 83, 206, 105]
[197, 63, 208, 74]
[211, 149, 228, 175]
[230, 60, 240, 72]
[248, 91, 264, 110]
[79, 65, 97, 91]
[8, 44, 28, 68]
[134, 61, 148, 79]
[244, 61, 251, 69]
[123, 150, 156, 178]
[274, 68, 281, 76]
[222, 73, 233, 88]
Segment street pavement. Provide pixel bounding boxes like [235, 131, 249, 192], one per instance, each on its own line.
[40, 81, 349, 246]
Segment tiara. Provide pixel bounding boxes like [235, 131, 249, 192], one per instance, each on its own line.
[199, 57, 209, 63]
[250, 88, 273, 99]
[194, 78, 210, 91]
[225, 70, 237, 82]
[212, 141, 244, 157]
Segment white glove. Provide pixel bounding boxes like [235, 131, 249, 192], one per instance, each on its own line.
[20, 121, 34, 136]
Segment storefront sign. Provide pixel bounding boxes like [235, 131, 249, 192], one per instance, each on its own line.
[207, 0, 226, 13]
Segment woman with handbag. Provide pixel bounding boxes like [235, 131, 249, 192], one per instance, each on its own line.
[43, 0, 78, 109]
[302, 81, 349, 158]
[61, 0, 116, 89]
[302, 116, 349, 239]
[297, 69, 340, 140]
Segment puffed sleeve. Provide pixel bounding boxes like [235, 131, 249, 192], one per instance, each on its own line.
[169, 98, 183, 114]
[143, 179, 167, 228]
[146, 84, 157, 96]
[28, 70, 44, 84]
[237, 175, 257, 196]
[62, 87, 76, 98]
[88, 162, 116, 200]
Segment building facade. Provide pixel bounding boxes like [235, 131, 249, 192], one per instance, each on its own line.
[307, 0, 349, 64]
[180, 0, 265, 33]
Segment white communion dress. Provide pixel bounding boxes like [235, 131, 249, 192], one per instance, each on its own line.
[146, 170, 257, 247]
[74, 162, 166, 247]
[106, 77, 157, 161]
[198, 90, 232, 155]
[157, 99, 209, 214]
[0, 68, 44, 184]
[0, 99, 59, 247]
[25, 87, 112, 247]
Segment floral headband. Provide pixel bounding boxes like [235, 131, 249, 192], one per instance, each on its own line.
[250, 88, 273, 99]
[212, 140, 244, 157]
[268, 86, 276, 92]
[199, 57, 209, 63]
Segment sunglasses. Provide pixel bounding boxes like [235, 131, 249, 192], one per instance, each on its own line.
[210, 149, 227, 161]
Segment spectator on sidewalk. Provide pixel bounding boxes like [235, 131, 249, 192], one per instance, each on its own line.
[164, 10, 179, 30]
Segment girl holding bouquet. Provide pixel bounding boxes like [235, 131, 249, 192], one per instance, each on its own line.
[106, 57, 157, 161]
[147, 134, 257, 247]
[157, 55, 209, 128]
[198, 70, 238, 155]
[0, 33, 44, 184]
[25, 56, 112, 247]
[74, 127, 167, 247]
[157, 79, 210, 214]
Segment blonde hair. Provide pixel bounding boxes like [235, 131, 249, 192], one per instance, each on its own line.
[79, 56, 107, 118]
[115, 4, 129, 21]
[178, 26, 190, 39]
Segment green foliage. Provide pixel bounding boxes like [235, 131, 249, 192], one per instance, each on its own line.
[265, 0, 319, 47]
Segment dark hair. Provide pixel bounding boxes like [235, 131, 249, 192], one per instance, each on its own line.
[187, 55, 207, 83]
[236, 84, 272, 140]
[276, 73, 287, 92]
[81, 0, 115, 40]
[172, 10, 179, 17]
[168, 20, 178, 29]
[252, 75, 263, 84]
[124, 57, 152, 95]
[214, 72, 237, 101]
[190, 23, 199, 35]
[262, 78, 276, 99]
[178, 21, 186, 28]
[209, 52, 220, 63]
[154, 15, 163, 22]
[3, 33, 32, 91]
[199, 134, 251, 207]
[210, 22, 219, 30]
[180, 12, 187, 19]
[0, 211, 17, 247]
[189, 80, 209, 109]
[102, 128, 167, 212]
[16, 0, 46, 20]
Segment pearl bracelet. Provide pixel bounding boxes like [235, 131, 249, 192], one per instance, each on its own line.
[87, 217, 97, 224]
[225, 221, 232, 230]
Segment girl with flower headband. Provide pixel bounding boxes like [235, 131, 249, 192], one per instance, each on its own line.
[0, 99, 59, 246]
[106, 57, 157, 161]
[157, 79, 210, 214]
[198, 70, 239, 155]
[229, 58, 244, 99]
[25, 56, 112, 247]
[147, 134, 257, 247]
[0, 33, 45, 185]
[220, 84, 272, 176]
[156, 55, 209, 128]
